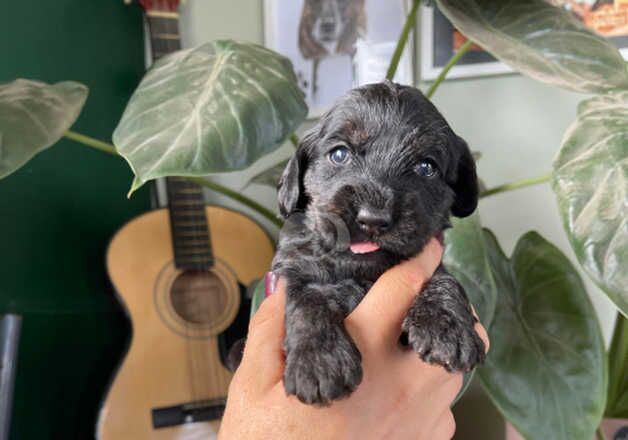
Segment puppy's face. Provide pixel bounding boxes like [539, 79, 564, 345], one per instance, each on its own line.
[278, 82, 478, 262]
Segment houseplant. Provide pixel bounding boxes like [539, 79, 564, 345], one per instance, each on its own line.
[0, 0, 626, 438]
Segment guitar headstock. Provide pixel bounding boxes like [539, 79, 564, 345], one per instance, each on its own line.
[124, 0, 181, 12]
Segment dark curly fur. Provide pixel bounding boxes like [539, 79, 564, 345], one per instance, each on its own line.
[246, 81, 484, 405]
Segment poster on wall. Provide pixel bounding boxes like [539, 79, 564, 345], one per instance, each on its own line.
[421, 0, 628, 80]
[264, 0, 414, 118]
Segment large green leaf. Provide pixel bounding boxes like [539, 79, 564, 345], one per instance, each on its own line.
[552, 91, 628, 317]
[478, 230, 606, 440]
[0, 79, 88, 179]
[443, 212, 498, 401]
[443, 211, 497, 327]
[113, 40, 308, 194]
[435, 0, 628, 94]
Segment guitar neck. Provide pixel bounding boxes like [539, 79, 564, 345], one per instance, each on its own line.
[142, 3, 212, 270]
[145, 9, 181, 59]
[166, 177, 213, 270]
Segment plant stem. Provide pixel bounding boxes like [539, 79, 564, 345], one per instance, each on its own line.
[596, 426, 607, 440]
[426, 39, 474, 98]
[480, 174, 551, 199]
[187, 177, 283, 228]
[386, 0, 421, 81]
[62, 130, 284, 228]
[64, 130, 117, 155]
[606, 312, 628, 416]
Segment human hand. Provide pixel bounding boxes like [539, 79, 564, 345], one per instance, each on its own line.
[218, 238, 489, 440]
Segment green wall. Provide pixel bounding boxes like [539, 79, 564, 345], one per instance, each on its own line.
[0, 1, 150, 438]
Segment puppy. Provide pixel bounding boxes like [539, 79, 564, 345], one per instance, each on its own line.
[271, 81, 485, 405]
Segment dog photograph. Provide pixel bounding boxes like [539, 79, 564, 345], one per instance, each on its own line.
[2, 0, 626, 439]
[265, 0, 413, 116]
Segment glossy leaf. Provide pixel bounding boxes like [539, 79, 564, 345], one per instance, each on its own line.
[435, 0, 628, 93]
[247, 159, 288, 188]
[552, 91, 628, 317]
[113, 40, 308, 194]
[478, 230, 606, 440]
[443, 211, 497, 326]
[0, 79, 88, 179]
[443, 212, 499, 402]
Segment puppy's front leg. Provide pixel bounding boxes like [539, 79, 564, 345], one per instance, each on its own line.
[402, 265, 485, 372]
[283, 278, 363, 405]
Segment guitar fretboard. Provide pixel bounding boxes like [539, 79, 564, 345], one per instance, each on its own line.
[146, 11, 181, 59]
[166, 177, 213, 269]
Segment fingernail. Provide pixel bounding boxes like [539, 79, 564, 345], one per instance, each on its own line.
[264, 271, 277, 298]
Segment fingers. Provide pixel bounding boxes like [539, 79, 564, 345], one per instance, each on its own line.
[346, 238, 442, 348]
[237, 279, 287, 388]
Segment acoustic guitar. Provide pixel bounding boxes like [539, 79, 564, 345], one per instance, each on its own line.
[97, 3, 275, 438]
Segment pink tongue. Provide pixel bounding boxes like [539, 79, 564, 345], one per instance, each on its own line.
[350, 242, 380, 254]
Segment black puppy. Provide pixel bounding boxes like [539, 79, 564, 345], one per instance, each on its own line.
[271, 81, 485, 405]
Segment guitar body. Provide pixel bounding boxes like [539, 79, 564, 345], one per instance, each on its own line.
[97, 206, 274, 440]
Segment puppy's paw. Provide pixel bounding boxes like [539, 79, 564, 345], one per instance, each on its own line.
[283, 328, 362, 405]
[402, 308, 485, 373]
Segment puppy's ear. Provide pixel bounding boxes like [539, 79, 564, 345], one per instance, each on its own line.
[450, 136, 479, 217]
[277, 134, 312, 218]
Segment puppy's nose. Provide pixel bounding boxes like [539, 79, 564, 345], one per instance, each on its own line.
[357, 207, 391, 235]
[320, 21, 336, 34]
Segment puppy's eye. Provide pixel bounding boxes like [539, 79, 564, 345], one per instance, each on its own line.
[415, 160, 438, 177]
[329, 146, 351, 165]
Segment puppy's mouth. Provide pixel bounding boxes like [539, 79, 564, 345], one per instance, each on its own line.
[349, 241, 381, 254]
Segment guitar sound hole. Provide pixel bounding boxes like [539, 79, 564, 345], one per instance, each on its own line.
[170, 270, 229, 325]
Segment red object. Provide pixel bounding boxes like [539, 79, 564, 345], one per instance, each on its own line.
[137, 0, 180, 12]
[452, 31, 484, 51]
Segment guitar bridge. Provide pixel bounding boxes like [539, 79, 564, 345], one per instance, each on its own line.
[151, 398, 226, 429]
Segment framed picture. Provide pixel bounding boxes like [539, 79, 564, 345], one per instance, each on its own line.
[264, 0, 414, 118]
[420, 6, 513, 81]
[421, 0, 628, 81]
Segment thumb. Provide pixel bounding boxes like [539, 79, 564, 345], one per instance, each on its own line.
[238, 278, 286, 388]
[346, 238, 442, 348]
